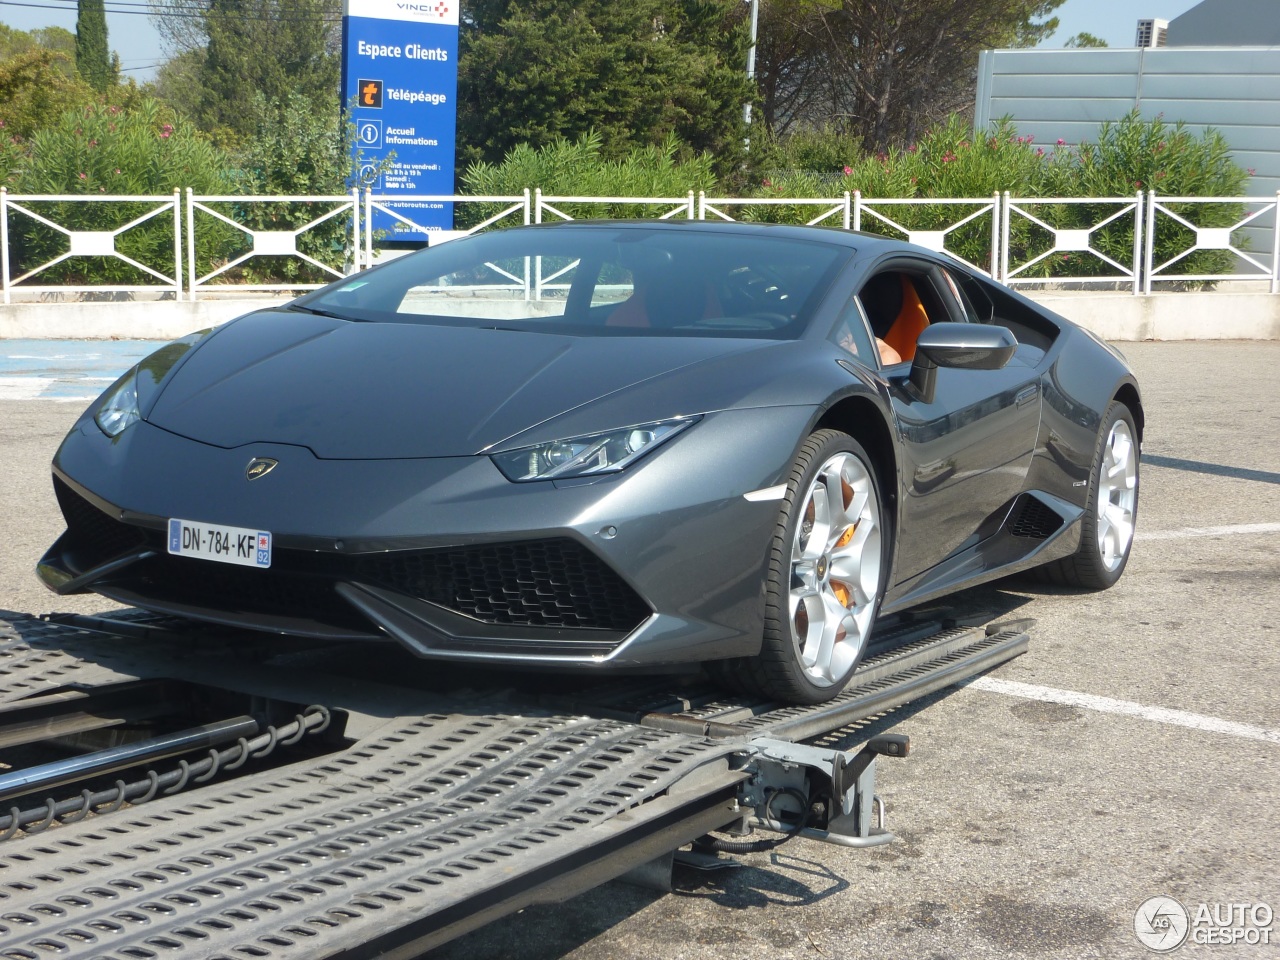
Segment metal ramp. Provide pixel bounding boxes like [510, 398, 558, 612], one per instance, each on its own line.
[0, 611, 1030, 959]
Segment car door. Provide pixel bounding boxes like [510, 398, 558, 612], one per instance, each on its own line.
[861, 258, 1043, 586]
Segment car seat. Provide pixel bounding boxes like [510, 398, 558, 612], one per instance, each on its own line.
[859, 272, 930, 363]
[607, 275, 722, 328]
[883, 276, 930, 363]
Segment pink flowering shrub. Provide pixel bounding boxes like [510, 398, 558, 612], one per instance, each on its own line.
[738, 112, 1247, 282]
[6, 98, 231, 288]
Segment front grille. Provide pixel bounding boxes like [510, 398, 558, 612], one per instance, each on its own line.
[1007, 495, 1064, 540]
[130, 553, 373, 632]
[355, 539, 650, 632]
[53, 477, 648, 640]
[55, 477, 148, 565]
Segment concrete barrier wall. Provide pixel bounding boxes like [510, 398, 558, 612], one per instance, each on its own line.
[1031, 292, 1280, 340]
[2, 291, 1279, 341]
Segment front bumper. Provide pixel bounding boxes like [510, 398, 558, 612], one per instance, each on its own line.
[41, 407, 815, 667]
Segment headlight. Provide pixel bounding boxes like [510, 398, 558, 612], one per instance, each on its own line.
[94, 368, 140, 438]
[92, 328, 212, 439]
[491, 416, 700, 482]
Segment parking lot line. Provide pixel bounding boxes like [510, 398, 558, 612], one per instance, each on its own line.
[0, 376, 55, 400]
[969, 676, 1280, 744]
[1139, 522, 1280, 541]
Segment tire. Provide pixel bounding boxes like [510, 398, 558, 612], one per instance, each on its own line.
[1036, 401, 1139, 589]
[710, 430, 890, 704]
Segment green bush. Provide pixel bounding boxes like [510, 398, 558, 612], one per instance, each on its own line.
[459, 131, 718, 227]
[6, 98, 231, 290]
[188, 93, 372, 288]
[1065, 114, 1247, 283]
[2, 105, 1251, 289]
[736, 113, 1247, 284]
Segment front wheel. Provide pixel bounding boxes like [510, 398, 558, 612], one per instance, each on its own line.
[711, 430, 890, 704]
[1038, 400, 1139, 589]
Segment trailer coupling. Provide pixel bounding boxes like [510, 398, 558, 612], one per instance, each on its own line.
[715, 733, 911, 852]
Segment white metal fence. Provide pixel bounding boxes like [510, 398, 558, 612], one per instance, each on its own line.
[854, 195, 1001, 277]
[364, 191, 530, 263]
[1, 188, 1277, 300]
[1003, 193, 1145, 295]
[699, 193, 851, 229]
[186, 190, 361, 300]
[1143, 194, 1280, 294]
[536, 189, 696, 223]
[0, 190, 183, 304]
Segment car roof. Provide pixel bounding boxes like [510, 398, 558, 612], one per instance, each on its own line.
[515, 218, 907, 253]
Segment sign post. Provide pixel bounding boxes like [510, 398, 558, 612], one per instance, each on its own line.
[341, 0, 459, 241]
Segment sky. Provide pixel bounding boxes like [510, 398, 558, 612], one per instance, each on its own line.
[0, 0, 1208, 84]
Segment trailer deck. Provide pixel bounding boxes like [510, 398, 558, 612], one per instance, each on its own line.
[0, 610, 1029, 959]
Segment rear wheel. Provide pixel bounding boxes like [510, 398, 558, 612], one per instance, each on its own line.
[712, 430, 890, 704]
[1037, 401, 1139, 589]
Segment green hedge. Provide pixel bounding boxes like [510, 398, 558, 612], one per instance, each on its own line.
[3, 95, 375, 291]
[5, 99, 229, 288]
[2, 109, 1251, 289]
[746, 114, 1249, 283]
[459, 131, 718, 228]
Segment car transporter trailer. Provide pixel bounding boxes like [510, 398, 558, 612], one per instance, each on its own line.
[0, 608, 1030, 959]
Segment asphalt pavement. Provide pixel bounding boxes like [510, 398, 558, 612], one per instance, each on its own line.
[1, 339, 1277, 959]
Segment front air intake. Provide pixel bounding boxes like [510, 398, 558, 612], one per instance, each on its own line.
[354, 539, 650, 632]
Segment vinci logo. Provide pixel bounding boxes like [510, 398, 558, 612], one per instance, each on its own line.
[397, 1, 450, 16]
[346, 0, 456, 23]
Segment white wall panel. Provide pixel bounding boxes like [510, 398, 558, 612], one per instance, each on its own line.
[989, 74, 1142, 99]
[1140, 75, 1280, 100]
[975, 47, 1280, 202]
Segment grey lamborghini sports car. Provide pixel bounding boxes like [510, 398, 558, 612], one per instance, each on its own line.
[38, 221, 1142, 703]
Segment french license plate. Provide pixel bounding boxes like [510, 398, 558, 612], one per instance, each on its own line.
[168, 518, 272, 569]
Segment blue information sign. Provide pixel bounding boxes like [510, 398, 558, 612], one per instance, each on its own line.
[341, 0, 459, 239]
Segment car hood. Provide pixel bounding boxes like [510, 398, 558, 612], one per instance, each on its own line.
[143, 310, 785, 459]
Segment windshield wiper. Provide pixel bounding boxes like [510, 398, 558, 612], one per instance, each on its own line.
[477, 324, 540, 333]
[287, 304, 365, 322]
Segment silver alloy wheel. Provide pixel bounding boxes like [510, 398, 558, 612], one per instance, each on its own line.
[788, 451, 882, 687]
[1097, 418, 1138, 572]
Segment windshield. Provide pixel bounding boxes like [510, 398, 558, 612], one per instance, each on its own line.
[302, 225, 851, 339]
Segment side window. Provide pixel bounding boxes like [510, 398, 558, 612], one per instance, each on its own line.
[950, 269, 995, 324]
[957, 271, 1058, 361]
[857, 271, 905, 341]
[591, 260, 634, 309]
[857, 268, 933, 365]
[939, 267, 984, 323]
[829, 298, 877, 363]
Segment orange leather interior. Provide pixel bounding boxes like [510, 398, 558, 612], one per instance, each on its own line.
[606, 292, 650, 327]
[882, 275, 930, 363]
[605, 282, 722, 328]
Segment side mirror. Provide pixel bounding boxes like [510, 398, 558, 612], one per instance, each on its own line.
[908, 322, 1018, 403]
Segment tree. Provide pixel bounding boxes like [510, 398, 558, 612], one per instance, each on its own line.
[147, 0, 341, 134]
[75, 0, 115, 92]
[0, 49, 96, 143]
[1064, 32, 1108, 47]
[0, 23, 77, 67]
[756, 0, 1065, 152]
[457, 0, 754, 172]
[148, 0, 211, 58]
[197, 0, 340, 143]
[235, 92, 359, 195]
[152, 48, 208, 121]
